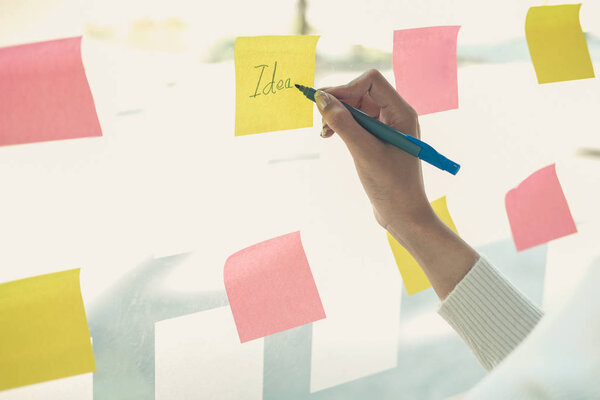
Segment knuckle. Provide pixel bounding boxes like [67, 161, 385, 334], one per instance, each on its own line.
[365, 68, 384, 81]
[406, 105, 418, 119]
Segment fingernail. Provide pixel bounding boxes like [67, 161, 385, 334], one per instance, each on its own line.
[314, 90, 330, 110]
[321, 127, 333, 138]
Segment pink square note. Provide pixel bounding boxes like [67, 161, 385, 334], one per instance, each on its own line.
[0, 37, 102, 146]
[505, 164, 577, 251]
[224, 231, 325, 343]
[393, 26, 460, 115]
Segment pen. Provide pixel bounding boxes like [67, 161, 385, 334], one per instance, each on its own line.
[295, 84, 460, 175]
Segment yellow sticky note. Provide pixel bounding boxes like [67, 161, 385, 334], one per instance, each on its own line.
[234, 35, 319, 136]
[525, 4, 594, 84]
[0, 269, 96, 391]
[387, 196, 458, 295]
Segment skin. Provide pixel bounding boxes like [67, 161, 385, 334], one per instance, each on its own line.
[315, 69, 479, 299]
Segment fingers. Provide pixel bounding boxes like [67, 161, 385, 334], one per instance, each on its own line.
[314, 89, 383, 156]
[327, 69, 398, 107]
[321, 120, 334, 138]
[324, 69, 414, 118]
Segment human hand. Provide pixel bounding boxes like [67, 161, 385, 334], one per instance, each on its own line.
[316, 69, 435, 246]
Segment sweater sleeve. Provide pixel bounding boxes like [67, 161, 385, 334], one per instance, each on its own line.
[438, 256, 543, 371]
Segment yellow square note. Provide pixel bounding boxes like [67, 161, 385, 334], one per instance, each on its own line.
[234, 35, 319, 136]
[387, 196, 458, 295]
[0, 269, 96, 391]
[525, 4, 594, 84]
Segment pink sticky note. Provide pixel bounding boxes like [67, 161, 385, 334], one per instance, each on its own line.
[224, 231, 325, 343]
[393, 26, 460, 115]
[0, 37, 102, 146]
[505, 164, 577, 251]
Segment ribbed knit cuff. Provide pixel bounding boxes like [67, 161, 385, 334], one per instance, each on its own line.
[438, 256, 543, 371]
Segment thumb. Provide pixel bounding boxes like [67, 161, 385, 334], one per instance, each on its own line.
[314, 90, 382, 155]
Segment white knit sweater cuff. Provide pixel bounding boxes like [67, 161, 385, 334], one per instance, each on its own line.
[438, 256, 543, 371]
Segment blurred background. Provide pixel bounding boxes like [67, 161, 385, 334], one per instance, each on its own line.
[1, 0, 600, 399]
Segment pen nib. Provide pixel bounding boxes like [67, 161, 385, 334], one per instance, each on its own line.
[295, 84, 315, 101]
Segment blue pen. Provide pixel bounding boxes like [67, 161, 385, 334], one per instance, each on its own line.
[295, 84, 460, 175]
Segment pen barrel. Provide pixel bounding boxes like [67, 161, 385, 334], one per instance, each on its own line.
[343, 103, 421, 157]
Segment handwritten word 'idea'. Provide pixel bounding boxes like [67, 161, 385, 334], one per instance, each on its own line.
[251, 62, 293, 98]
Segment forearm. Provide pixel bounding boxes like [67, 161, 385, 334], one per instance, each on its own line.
[388, 210, 479, 300]
[389, 211, 543, 370]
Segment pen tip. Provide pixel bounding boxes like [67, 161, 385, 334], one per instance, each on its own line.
[295, 84, 302, 90]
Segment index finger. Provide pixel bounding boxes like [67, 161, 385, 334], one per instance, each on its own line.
[324, 69, 410, 112]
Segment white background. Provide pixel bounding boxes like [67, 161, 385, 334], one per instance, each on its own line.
[1, 0, 600, 399]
